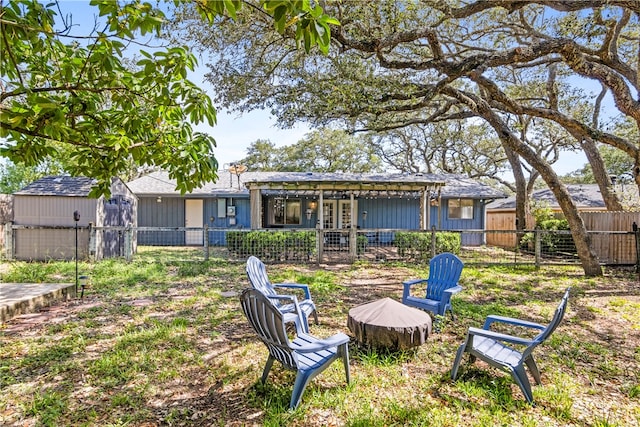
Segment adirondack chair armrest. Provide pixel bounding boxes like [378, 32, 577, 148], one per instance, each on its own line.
[467, 327, 535, 346]
[403, 279, 428, 287]
[482, 315, 546, 331]
[443, 285, 463, 296]
[402, 279, 427, 298]
[273, 283, 312, 300]
[267, 293, 303, 312]
[294, 332, 350, 353]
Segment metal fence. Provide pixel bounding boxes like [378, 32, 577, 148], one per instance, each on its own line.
[3, 224, 639, 268]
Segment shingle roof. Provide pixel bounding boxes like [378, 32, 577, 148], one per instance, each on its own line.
[487, 184, 606, 210]
[434, 174, 506, 199]
[126, 171, 506, 199]
[15, 176, 98, 197]
[126, 170, 250, 196]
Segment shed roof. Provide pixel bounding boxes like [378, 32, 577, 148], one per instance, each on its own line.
[15, 176, 98, 197]
[487, 184, 606, 210]
[127, 171, 506, 199]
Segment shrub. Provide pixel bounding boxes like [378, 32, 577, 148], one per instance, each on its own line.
[226, 230, 316, 261]
[395, 231, 460, 263]
[520, 203, 576, 256]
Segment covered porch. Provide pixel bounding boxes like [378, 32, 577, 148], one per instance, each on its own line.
[244, 173, 445, 262]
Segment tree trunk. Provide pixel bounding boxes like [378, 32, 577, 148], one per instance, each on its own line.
[448, 87, 602, 276]
[504, 146, 530, 232]
[580, 138, 624, 211]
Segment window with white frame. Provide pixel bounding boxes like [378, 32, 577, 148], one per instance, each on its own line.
[448, 198, 474, 219]
[269, 198, 301, 225]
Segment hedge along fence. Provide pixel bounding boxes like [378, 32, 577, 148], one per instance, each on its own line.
[395, 231, 461, 262]
[227, 230, 316, 262]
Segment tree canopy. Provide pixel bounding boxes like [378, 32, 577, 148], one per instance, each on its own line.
[241, 128, 384, 172]
[1, 0, 336, 195]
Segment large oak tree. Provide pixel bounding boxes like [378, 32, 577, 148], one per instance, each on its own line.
[172, 1, 640, 276]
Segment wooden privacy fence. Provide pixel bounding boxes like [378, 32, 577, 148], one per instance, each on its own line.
[486, 211, 639, 265]
[582, 211, 639, 265]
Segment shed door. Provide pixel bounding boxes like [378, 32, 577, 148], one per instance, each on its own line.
[185, 199, 203, 245]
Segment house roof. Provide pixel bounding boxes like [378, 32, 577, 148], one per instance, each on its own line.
[126, 170, 249, 197]
[486, 184, 606, 210]
[127, 171, 506, 200]
[435, 174, 506, 199]
[15, 176, 99, 197]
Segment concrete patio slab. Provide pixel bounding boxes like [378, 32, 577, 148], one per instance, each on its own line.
[0, 283, 76, 323]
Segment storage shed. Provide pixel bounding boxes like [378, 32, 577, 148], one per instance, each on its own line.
[11, 176, 137, 260]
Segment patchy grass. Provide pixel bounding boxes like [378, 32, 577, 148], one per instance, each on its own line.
[1, 249, 639, 426]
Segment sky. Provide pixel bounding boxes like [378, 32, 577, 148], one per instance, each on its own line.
[3, 1, 598, 179]
[203, 107, 311, 170]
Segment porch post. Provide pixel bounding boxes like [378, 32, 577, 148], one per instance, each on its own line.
[249, 188, 262, 229]
[421, 189, 428, 230]
[318, 191, 324, 229]
[318, 190, 324, 265]
[437, 188, 442, 229]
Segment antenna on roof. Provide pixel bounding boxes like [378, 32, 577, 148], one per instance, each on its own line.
[228, 163, 247, 190]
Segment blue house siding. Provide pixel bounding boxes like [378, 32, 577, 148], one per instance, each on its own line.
[359, 198, 420, 230]
[205, 198, 251, 246]
[136, 195, 486, 246]
[431, 200, 484, 245]
[138, 197, 185, 245]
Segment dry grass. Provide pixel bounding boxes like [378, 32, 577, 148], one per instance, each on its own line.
[0, 251, 639, 426]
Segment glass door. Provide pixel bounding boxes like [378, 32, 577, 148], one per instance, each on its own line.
[322, 201, 335, 229]
[338, 200, 357, 229]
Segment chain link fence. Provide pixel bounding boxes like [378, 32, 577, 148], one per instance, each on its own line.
[2, 224, 639, 269]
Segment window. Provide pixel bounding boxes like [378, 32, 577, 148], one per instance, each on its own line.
[448, 199, 474, 219]
[270, 198, 301, 225]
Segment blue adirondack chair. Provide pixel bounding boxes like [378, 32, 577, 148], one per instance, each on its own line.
[450, 288, 571, 403]
[240, 288, 351, 409]
[402, 252, 464, 318]
[246, 256, 318, 333]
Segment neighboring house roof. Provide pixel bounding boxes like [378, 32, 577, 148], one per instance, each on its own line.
[15, 176, 99, 197]
[128, 171, 507, 200]
[486, 184, 606, 210]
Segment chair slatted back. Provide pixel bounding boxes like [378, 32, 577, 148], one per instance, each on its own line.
[526, 288, 571, 355]
[246, 255, 281, 300]
[426, 253, 464, 300]
[240, 288, 298, 370]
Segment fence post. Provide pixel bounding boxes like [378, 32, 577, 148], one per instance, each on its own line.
[5, 221, 13, 260]
[430, 226, 437, 258]
[317, 229, 324, 266]
[633, 222, 639, 274]
[124, 227, 133, 262]
[349, 226, 357, 262]
[534, 227, 541, 268]
[204, 224, 209, 261]
[88, 223, 96, 261]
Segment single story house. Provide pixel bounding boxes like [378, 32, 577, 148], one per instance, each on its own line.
[127, 170, 506, 246]
[10, 176, 137, 260]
